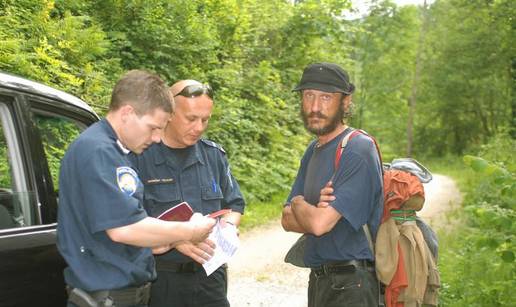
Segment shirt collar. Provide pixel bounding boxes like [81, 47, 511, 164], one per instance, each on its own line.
[100, 119, 131, 155]
[116, 139, 131, 154]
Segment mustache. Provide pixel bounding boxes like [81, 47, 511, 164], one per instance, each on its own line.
[307, 112, 327, 119]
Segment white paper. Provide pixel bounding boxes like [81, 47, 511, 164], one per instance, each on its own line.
[202, 221, 240, 276]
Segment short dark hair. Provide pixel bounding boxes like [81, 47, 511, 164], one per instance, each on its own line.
[109, 70, 173, 115]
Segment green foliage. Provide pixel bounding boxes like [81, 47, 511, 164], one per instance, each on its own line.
[238, 192, 287, 233]
[439, 224, 515, 306]
[352, 1, 420, 157]
[0, 124, 11, 188]
[416, 0, 514, 155]
[35, 115, 81, 189]
[439, 134, 515, 306]
[0, 0, 513, 209]
[1, 2, 515, 302]
[0, 0, 119, 113]
[207, 60, 308, 202]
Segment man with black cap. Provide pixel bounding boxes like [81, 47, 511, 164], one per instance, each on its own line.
[281, 62, 383, 306]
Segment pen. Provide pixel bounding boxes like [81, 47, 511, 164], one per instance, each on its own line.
[212, 178, 217, 192]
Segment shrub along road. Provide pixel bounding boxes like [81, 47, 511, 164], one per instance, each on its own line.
[226, 174, 462, 306]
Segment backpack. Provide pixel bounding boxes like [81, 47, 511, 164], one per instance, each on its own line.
[284, 129, 438, 266]
[342, 129, 440, 307]
[284, 128, 438, 260]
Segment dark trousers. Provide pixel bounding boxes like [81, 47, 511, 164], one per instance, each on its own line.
[67, 302, 146, 307]
[308, 266, 379, 307]
[149, 265, 229, 307]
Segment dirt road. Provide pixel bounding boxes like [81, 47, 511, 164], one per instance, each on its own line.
[226, 174, 462, 307]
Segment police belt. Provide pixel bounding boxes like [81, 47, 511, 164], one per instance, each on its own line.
[312, 260, 375, 277]
[155, 260, 228, 273]
[66, 283, 151, 307]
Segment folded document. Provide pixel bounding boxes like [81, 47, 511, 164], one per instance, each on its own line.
[202, 221, 240, 276]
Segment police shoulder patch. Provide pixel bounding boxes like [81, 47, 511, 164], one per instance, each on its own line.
[116, 166, 139, 196]
[201, 139, 226, 154]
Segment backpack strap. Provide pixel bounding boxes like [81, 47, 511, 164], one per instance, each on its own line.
[335, 128, 381, 255]
[347, 129, 383, 167]
[362, 224, 375, 255]
[334, 128, 355, 170]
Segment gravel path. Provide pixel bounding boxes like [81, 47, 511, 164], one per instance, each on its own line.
[226, 174, 462, 307]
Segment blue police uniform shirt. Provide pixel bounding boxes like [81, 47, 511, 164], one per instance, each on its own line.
[130, 140, 246, 262]
[287, 129, 383, 267]
[57, 119, 155, 291]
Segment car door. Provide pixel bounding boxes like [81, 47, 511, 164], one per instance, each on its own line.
[0, 90, 97, 306]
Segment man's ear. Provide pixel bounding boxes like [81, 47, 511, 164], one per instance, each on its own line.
[342, 94, 352, 108]
[119, 104, 135, 123]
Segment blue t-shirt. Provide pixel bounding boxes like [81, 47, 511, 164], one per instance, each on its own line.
[130, 140, 246, 263]
[287, 129, 383, 267]
[57, 119, 155, 291]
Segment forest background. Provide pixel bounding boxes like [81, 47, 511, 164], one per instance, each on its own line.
[0, 0, 514, 305]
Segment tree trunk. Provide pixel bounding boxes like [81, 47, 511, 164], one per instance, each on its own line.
[407, 0, 428, 157]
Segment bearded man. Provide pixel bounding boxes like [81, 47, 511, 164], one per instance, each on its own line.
[281, 63, 384, 307]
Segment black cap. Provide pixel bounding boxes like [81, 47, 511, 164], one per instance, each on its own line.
[293, 62, 355, 94]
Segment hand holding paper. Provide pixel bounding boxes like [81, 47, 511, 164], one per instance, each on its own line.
[175, 239, 216, 264]
[189, 213, 216, 243]
[155, 202, 232, 244]
[202, 220, 240, 276]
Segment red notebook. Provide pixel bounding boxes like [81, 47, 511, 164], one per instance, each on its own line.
[156, 202, 232, 221]
[156, 202, 193, 222]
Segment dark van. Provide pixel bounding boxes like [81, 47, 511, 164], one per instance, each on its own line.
[0, 72, 99, 306]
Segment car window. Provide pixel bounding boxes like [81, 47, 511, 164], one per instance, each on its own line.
[0, 99, 36, 229]
[0, 118, 11, 188]
[32, 111, 85, 196]
[0, 110, 15, 229]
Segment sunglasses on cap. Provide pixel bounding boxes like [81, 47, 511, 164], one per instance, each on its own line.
[174, 84, 213, 98]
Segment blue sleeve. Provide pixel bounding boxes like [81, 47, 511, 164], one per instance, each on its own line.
[218, 153, 246, 214]
[331, 136, 382, 231]
[78, 148, 147, 234]
[286, 142, 316, 205]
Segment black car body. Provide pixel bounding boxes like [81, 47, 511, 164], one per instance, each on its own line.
[0, 72, 99, 306]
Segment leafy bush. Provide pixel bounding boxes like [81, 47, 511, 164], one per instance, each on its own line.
[439, 133, 515, 306]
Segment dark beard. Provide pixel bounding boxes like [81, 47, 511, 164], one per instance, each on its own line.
[301, 102, 345, 136]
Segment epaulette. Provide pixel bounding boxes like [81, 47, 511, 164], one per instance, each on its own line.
[201, 139, 226, 154]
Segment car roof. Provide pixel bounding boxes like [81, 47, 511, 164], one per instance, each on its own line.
[0, 71, 96, 115]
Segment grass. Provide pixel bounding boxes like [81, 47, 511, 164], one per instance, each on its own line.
[239, 191, 288, 233]
[424, 154, 515, 306]
[437, 221, 516, 306]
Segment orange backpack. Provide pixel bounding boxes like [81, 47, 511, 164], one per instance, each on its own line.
[338, 129, 429, 227]
[340, 129, 439, 307]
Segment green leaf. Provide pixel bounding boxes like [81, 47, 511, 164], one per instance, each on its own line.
[469, 157, 489, 172]
[500, 250, 514, 263]
[463, 155, 476, 165]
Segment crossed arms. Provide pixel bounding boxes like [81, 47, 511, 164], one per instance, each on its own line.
[281, 182, 342, 236]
